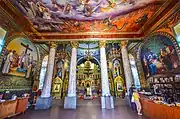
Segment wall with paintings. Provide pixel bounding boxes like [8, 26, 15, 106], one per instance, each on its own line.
[0, 36, 39, 91]
[106, 42, 125, 97]
[135, 9, 180, 87]
[141, 34, 180, 78]
[50, 44, 70, 99]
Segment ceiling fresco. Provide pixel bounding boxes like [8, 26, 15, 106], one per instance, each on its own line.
[9, 0, 164, 33]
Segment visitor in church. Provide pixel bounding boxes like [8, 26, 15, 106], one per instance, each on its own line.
[122, 85, 126, 99]
[132, 89, 142, 115]
[129, 84, 136, 111]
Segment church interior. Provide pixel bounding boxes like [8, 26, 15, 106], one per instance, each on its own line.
[0, 0, 180, 119]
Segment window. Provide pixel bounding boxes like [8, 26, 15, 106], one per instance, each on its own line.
[0, 27, 7, 53]
[39, 55, 48, 89]
[173, 23, 180, 47]
[129, 54, 141, 90]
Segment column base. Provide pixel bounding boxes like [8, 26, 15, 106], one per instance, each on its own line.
[64, 96, 76, 109]
[35, 97, 52, 110]
[101, 96, 114, 109]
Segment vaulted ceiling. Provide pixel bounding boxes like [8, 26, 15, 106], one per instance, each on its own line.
[0, 0, 179, 41]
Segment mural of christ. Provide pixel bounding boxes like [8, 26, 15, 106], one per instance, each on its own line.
[2, 37, 37, 77]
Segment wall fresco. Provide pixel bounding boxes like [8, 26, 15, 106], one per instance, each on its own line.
[1, 37, 37, 78]
[141, 34, 180, 78]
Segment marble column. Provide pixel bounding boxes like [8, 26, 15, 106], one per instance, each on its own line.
[121, 41, 133, 95]
[35, 42, 57, 110]
[99, 41, 114, 109]
[64, 41, 78, 109]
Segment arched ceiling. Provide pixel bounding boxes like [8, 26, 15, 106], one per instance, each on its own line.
[0, 0, 179, 41]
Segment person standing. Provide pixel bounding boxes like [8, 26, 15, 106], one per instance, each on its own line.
[26, 62, 32, 79]
[2, 50, 16, 74]
[132, 89, 142, 115]
[129, 84, 136, 111]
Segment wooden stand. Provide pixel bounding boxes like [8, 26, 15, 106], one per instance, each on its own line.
[0, 100, 17, 119]
[0, 98, 28, 119]
[16, 98, 29, 114]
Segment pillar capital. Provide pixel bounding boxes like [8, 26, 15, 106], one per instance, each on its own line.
[120, 40, 128, 48]
[48, 42, 57, 48]
[71, 41, 79, 48]
[99, 40, 106, 48]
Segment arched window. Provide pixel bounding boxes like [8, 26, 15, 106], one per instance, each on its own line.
[173, 23, 180, 47]
[0, 27, 7, 53]
[39, 55, 48, 89]
[129, 54, 141, 90]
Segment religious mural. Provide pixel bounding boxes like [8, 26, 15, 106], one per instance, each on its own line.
[55, 60, 64, 79]
[113, 59, 121, 78]
[1, 37, 37, 78]
[106, 42, 125, 97]
[141, 35, 180, 78]
[52, 76, 63, 99]
[50, 44, 71, 98]
[10, 0, 163, 33]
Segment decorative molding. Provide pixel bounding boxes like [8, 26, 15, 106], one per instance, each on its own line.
[158, 9, 180, 32]
[146, 3, 180, 36]
[0, 6, 15, 32]
[34, 38, 143, 42]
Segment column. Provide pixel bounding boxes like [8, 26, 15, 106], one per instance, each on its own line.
[121, 41, 133, 95]
[64, 41, 78, 109]
[35, 42, 57, 110]
[99, 41, 114, 109]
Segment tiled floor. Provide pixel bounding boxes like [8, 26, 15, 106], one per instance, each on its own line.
[11, 98, 148, 119]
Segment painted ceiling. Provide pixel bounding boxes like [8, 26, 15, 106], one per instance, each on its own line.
[9, 0, 164, 33]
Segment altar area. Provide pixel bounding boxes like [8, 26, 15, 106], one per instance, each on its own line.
[77, 59, 101, 99]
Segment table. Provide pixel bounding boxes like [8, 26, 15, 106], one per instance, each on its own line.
[141, 98, 180, 119]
